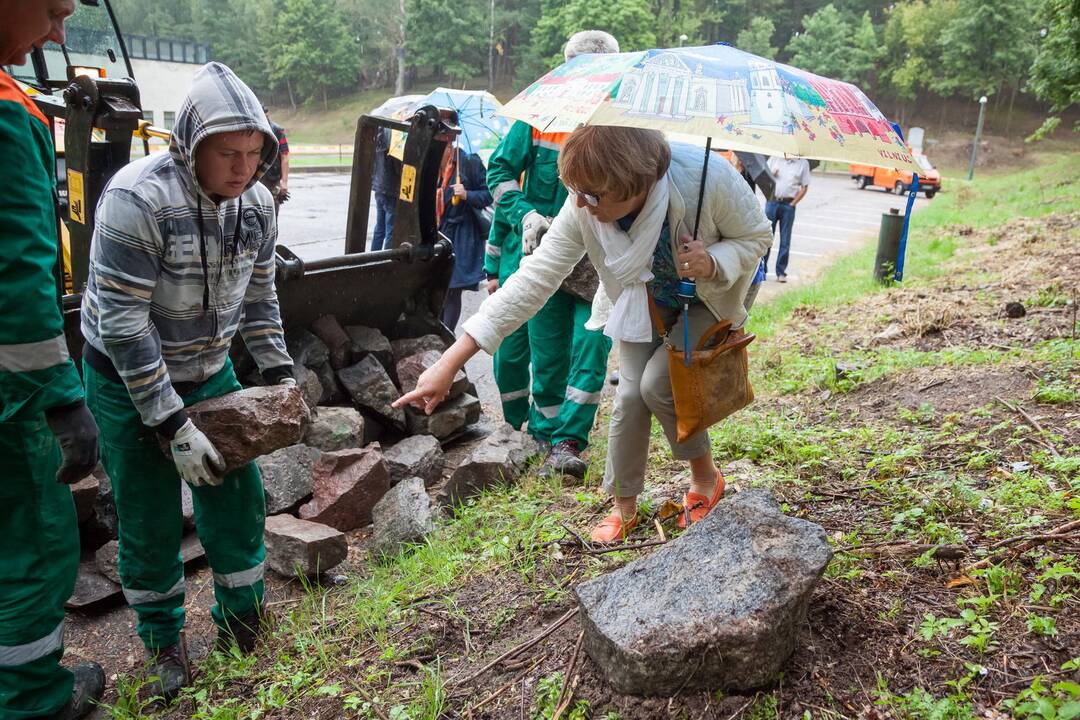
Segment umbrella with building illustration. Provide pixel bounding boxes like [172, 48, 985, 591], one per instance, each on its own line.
[498, 44, 920, 173]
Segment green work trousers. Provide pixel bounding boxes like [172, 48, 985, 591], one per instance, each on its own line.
[492, 323, 531, 430]
[83, 359, 266, 652]
[0, 418, 78, 719]
[527, 289, 612, 449]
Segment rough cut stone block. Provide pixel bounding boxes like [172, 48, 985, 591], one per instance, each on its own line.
[286, 329, 330, 368]
[406, 393, 481, 440]
[70, 472, 99, 525]
[372, 477, 436, 557]
[294, 364, 324, 410]
[298, 446, 391, 530]
[337, 355, 405, 431]
[440, 423, 538, 505]
[345, 325, 394, 374]
[79, 470, 117, 550]
[95, 539, 121, 585]
[314, 362, 345, 404]
[396, 350, 468, 400]
[257, 444, 321, 515]
[66, 560, 120, 611]
[575, 489, 832, 696]
[311, 315, 352, 370]
[383, 434, 444, 486]
[390, 334, 448, 363]
[182, 385, 311, 473]
[264, 514, 347, 577]
[303, 407, 365, 452]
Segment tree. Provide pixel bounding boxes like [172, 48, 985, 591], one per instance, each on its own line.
[1027, 0, 1080, 139]
[736, 16, 777, 58]
[407, 0, 488, 83]
[266, 0, 359, 109]
[528, 0, 658, 72]
[938, 0, 1039, 100]
[786, 4, 855, 80]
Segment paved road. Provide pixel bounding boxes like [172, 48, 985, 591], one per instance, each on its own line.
[277, 171, 932, 410]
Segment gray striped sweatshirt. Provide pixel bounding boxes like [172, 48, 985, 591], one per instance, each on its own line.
[80, 62, 292, 432]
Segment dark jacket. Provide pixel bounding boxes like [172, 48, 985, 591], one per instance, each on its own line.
[440, 152, 492, 290]
[372, 127, 402, 198]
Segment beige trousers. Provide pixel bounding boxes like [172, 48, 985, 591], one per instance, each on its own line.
[602, 303, 717, 498]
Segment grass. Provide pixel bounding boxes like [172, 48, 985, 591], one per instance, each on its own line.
[98, 148, 1080, 719]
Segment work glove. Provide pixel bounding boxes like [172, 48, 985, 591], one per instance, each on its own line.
[170, 419, 226, 487]
[277, 188, 291, 204]
[44, 400, 100, 485]
[521, 211, 551, 255]
[278, 377, 297, 388]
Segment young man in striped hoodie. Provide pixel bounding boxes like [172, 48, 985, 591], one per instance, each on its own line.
[0, 2, 105, 717]
[80, 62, 294, 700]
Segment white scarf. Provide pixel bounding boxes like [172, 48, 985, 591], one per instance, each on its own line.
[584, 174, 670, 343]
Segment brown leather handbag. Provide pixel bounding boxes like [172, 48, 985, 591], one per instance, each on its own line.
[649, 297, 755, 443]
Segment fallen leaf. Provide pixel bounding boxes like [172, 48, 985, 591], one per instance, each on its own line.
[946, 575, 976, 589]
[657, 499, 684, 521]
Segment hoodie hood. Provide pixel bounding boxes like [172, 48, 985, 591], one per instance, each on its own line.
[169, 62, 277, 199]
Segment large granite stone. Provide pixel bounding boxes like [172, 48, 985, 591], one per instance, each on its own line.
[390, 334, 447, 363]
[294, 364, 324, 410]
[303, 407, 365, 452]
[264, 514, 348, 577]
[574, 489, 832, 696]
[313, 361, 346, 404]
[183, 386, 311, 473]
[371, 477, 436, 558]
[406, 393, 481, 440]
[345, 325, 394, 374]
[70, 472, 99, 525]
[439, 423, 538, 505]
[79, 470, 117, 550]
[396, 350, 468, 400]
[337, 355, 406, 431]
[298, 446, 391, 530]
[383, 434, 444, 486]
[257, 444, 321, 515]
[286, 329, 330, 368]
[311, 315, 352, 370]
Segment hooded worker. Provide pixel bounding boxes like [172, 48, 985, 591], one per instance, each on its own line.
[1, 2, 105, 718]
[80, 62, 294, 700]
[483, 30, 619, 480]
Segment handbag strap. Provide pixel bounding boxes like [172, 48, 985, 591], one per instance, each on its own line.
[647, 294, 668, 339]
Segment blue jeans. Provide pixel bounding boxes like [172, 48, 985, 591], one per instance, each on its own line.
[764, 200, 796, 277]
[371, 193, 396, 251]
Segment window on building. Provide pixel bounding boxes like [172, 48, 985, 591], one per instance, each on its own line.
[163, 111, 176, 130]
[142, 110, 155, 124]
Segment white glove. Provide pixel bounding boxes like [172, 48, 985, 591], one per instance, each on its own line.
[278, 377, 297, 387]
[170, 419, 226, 487]
[521, 211, 551, 255]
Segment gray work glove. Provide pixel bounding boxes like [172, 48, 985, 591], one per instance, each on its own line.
[278, 377, 297, 388]
[170, 419, 225, 487]
[521, 210, 551, 255]
[44, 400, 100, 484]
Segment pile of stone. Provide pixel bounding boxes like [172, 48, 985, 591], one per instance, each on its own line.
[67, 317, 541, 610]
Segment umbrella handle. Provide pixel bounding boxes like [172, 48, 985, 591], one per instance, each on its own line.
[692, 137, 712, 243]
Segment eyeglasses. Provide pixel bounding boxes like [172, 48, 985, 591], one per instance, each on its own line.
[560, 177, 601, 207]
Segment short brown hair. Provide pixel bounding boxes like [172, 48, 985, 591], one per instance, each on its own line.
[558, 126, 671, 202]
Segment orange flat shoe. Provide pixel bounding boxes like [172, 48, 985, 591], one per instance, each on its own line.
[678, 470, 726, 529]
[590, 512, 639, 544]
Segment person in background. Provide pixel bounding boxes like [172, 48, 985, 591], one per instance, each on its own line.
[396, 126, 771, 544]
[437, 111, 493, 330]
[0, 2, 106, 718]
[483, 30, 620, 481]
[81, 62, 294, 701]
[260, 105, 290, 213]
[371, 125, 402, 251]
[764, 156, 811, 283]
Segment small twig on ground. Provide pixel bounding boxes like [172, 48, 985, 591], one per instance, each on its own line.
[995, 396, 1062, 457]
[653, 517, 667, 543]
[919, 378, 949, 392]
[840, 542, 968, 560]
[454, 607, 579, 687]
[560, 522, 592, 551]
[463, 655, 545, 716]
[581, 539, 668, 556]
[551, 630, 586, 720]
[725, 694, 759, 720]
[968, 518, 1080, 570]
[352, 686, 391, 720]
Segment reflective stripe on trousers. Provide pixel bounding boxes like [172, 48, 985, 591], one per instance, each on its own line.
[0, 621, 63, 667]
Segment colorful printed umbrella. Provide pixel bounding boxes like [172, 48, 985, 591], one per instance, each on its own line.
[499, 44, 920, 172]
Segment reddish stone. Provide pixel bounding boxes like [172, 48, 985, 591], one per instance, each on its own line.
[396, 350, 468, 400]
[264, 514, 347, 577]
[180, 385, 311, 473]
[311, 315, 352, 370]
[298, 446, 391, 531]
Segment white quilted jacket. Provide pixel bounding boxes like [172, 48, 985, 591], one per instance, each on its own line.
[462, 142, 772, 355]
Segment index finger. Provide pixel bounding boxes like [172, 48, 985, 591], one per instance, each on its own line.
[392, 389, 427, 410]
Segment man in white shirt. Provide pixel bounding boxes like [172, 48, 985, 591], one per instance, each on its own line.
[764, 157, 811, 282]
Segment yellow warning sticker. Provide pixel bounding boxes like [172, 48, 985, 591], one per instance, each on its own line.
[67, 169, 86, 224]
[399, 164, 416, 203]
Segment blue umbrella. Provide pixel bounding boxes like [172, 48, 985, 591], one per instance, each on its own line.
[415, 88, 510, 156]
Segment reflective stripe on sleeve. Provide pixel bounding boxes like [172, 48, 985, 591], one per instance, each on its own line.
[213, 561, 265, 589]
[486, 243, 502, 258]
[492, 180, 522, 204]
